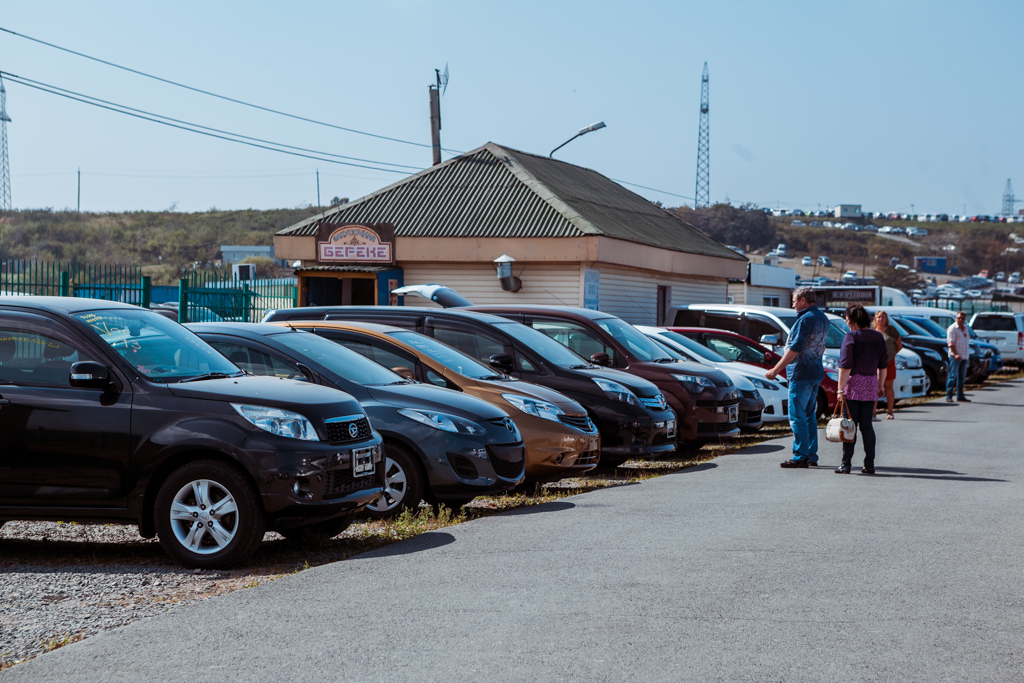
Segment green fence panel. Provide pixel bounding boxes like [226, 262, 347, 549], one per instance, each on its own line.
[180, 272, 297, 323]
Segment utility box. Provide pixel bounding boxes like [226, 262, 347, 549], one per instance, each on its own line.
[834, 204, 863, 218]
[232, 263, 257, 281]
[914, 256, 947, 274]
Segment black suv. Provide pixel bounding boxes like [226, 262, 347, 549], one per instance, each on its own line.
[0, 297, 384, 568]
[263, 307, 677, 467]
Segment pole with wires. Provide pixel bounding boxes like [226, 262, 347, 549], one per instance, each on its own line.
[0, 74, 12, 210]
[316, 169, 320, 207]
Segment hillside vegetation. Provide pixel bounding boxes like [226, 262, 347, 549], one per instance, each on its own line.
[0, 208, 321, 284]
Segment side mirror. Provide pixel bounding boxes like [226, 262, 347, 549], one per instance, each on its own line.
[69, 361, 110, 389]
[759, 334, 779, 347]
[391, 366, 415, 380]
[488, 353, 515, 374]
[764, 351, 773, 364]
[589, 352, 612, 367]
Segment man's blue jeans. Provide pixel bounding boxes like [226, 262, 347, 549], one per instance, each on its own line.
[946, 355, 968, 399]
[788, 379, 821, 462]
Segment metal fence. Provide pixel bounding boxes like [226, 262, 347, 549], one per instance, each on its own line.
[1, 260, 150, 305]
[178, 272, 297, 323]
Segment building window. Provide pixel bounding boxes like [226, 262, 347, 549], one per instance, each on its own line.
[763, 296, 781, 307]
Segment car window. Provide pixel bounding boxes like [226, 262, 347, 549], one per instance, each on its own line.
[326, 336, 417, 374]
[432, 327, 505, 363]
[655, 330, 727, 363]
[0, 327, 97, 386]
[593, 317, 673, 362]
[530, 319, 617, 363]
[73, 309, 240, 382]
[705, 334, 766, 364]
[745, 316, 785, 345]
[905, 317, 946, 337]
[702, 313, 743, 333]
[492, 321, 590, 368]
[206, 341, 307, 381]
[972, 316, 1015, 332]
[268, 330, 406, 386]
[388, 330, 502, 380]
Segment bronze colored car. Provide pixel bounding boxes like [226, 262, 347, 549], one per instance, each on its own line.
[276, 321, 601, 482]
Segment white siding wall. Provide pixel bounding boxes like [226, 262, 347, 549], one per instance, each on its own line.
[399, 262, 581, 308]
[728, 283, 793, 306]
[596, 265, 728, 325]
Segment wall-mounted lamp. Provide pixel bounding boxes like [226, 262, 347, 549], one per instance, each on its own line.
[494, 254, 522, 292]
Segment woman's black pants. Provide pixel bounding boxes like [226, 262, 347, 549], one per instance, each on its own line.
[841, 399, 876, 469]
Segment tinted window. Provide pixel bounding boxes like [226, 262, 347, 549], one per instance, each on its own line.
[388, 331, 501, 380]
[74, 309, 239, 382]
[206, 341, 306, 381]
[746, 316, 784, 345]
[492, 322, 589, 368]
[593, 317, 673, 362]
[972, 316, 1016, 332]
[903, 317, 946, 338]
[269, 330, 405, 386]
[432, 327, 505, 363]
[657, 330, 727, 363]
[327, 337, 416, 374]
[704, 334, 767, 364]
[0, 327, 97, 386]
[531, 319, 617, 363]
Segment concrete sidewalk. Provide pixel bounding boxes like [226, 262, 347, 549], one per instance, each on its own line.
[5, 379, 1023, 682]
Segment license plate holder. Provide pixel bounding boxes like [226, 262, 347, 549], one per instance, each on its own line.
[352, 447, 374, 477]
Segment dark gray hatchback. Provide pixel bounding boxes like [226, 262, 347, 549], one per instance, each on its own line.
[0, 297, 384, 568]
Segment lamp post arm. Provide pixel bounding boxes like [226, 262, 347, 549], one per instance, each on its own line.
[550, 133, 582, 158]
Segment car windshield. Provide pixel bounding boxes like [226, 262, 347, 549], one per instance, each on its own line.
[594, 317, 674, 362]
[493, 322, 590, 368]
[73, 309, 242, 383]
[892, 317, 928, 336]
[904, 316, 947, 338]
[828, 319, 851, 347]
[885, 317, 914, 336]
[657, 330, 728, 363]
[388, 330, 503, 380]
[270, 330, 406, 386]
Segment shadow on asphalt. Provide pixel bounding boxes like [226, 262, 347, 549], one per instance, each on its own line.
[739, 444, 786, 454]
[352, 531, 456, 560]
[500, 501, 576, 516]
[810, 466, 1008, 482]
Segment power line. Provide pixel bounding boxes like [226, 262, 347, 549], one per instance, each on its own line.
[611, 178, 694, 202]
[2, 72, 418, 174]
[0, 25, 466, 155]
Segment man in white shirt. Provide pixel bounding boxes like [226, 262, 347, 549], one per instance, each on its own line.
[945, 312, 971, 403]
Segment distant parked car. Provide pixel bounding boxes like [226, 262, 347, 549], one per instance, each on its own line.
[809, 221, 823, 227]
[996, 272, 1006, 281]
[776, 244, 787, 257]
[842, 270, 859, 280]
[978, 269, 990, 278]
[817, 255, 832, 267]
[792, 220, 805, 227]
[1009, 272, 1021, 284]
[801, 256, 813, 266]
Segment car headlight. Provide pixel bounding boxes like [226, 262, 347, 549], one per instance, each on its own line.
[592, 378, 640, 406]
[750, 377, 778, 391]
[231, 404, 318, 441]
[397, 408, 487, 435]
[822, 356, 839, 370]
[673, 374, 715, 388]
[923, 349, 943, 362]
[895, 357, 908, 370]
[502, 393, 565, 423]
[825, 370, 839, 381]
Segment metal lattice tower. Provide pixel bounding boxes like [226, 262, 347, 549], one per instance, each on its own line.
[1002, 178, 1015, 217]
[0, 75, 11, 211]
[694, 62, 710, 208]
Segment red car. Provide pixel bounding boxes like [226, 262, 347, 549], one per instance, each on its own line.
[666, 327, 839, 418]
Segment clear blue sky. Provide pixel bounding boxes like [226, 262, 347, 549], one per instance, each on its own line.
[2, 0, 1021, 216]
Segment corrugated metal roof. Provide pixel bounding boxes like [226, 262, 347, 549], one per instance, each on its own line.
[277, 143, 744, 261]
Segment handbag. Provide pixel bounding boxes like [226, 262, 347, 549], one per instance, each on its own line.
[825, 397, 856, 443]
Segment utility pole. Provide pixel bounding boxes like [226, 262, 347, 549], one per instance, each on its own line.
[428, 81, 442, 166]
[1002, 179, 1015, 217]
[77, 168, 81, 212]
[316, 169, 320, 207]
[694, 62, 710, 208]
[0, 74, 12, 211]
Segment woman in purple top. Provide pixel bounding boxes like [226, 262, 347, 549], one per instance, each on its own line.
[835, 305, 888, 474]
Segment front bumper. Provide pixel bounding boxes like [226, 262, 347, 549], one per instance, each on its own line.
[893, 367, 927, 399]
[516, 412, 601, 481]
[737, 391, 766, 432]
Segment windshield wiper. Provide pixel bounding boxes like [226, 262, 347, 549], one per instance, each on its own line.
[570, 364, 595, 370]
[480, 374, 507, 381]
[177, 371, 239, 383]
[653, 358, 677, 363]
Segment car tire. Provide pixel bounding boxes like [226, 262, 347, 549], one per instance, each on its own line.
[155, 460, 265, 569]
[363, 443, 425, 520]
[279, 515, 354, 544]
[816, 390, 829, 420]
[923, 368, 936, 394]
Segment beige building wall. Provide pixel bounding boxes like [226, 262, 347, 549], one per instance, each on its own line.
[727, 282, 793, 306]
[398, 262, 582, 308]
[595, 265, 728, 325]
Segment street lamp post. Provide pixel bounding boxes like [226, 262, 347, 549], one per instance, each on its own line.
[550, 121, 606, 157]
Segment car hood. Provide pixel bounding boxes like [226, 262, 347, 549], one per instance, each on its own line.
[465, 375, 587, 415]
[363, 382, 510, 421]
[574, 366, 663, 398]
[165, 375, 364, 417]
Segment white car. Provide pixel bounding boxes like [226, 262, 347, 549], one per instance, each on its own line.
[801, 256, 813, 266]
[637, 326, 791, 423]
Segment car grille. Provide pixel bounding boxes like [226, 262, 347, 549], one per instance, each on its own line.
[651, 431, 675, 445]
[713, 379, 733, 388]
[559, 414, 596, 432]
[446, 453, 479, 479]
[742, 410, 762, 424]
[486, 444, 525, 480]
[695, 398, 741, 409]
[697, 420, 739, 434]
[573, 451, 600, 467]
[639, 395, 668, 410]
[325, 416, 372, 444]
[741, 389, 759, 399]
[322, 466, 379, 499]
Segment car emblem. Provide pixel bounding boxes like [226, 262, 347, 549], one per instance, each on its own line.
[504, 418, 514, 432]
[348, 423, 360, 439]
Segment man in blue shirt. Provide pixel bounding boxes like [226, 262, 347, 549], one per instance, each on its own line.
[766, 287, 831, 468]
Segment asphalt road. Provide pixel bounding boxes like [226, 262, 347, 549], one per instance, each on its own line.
[5, 379, 1024, 682]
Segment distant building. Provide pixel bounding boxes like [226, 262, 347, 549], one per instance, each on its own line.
[220, 245, 277, 266]
[727, 262, 797, 306]
[834, 205, 863, 218]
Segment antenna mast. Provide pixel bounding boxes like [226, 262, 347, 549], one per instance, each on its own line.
[0, 75, 11, 210]
[694, 62, 710, 208]
[1002, 178, 1015, 217]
